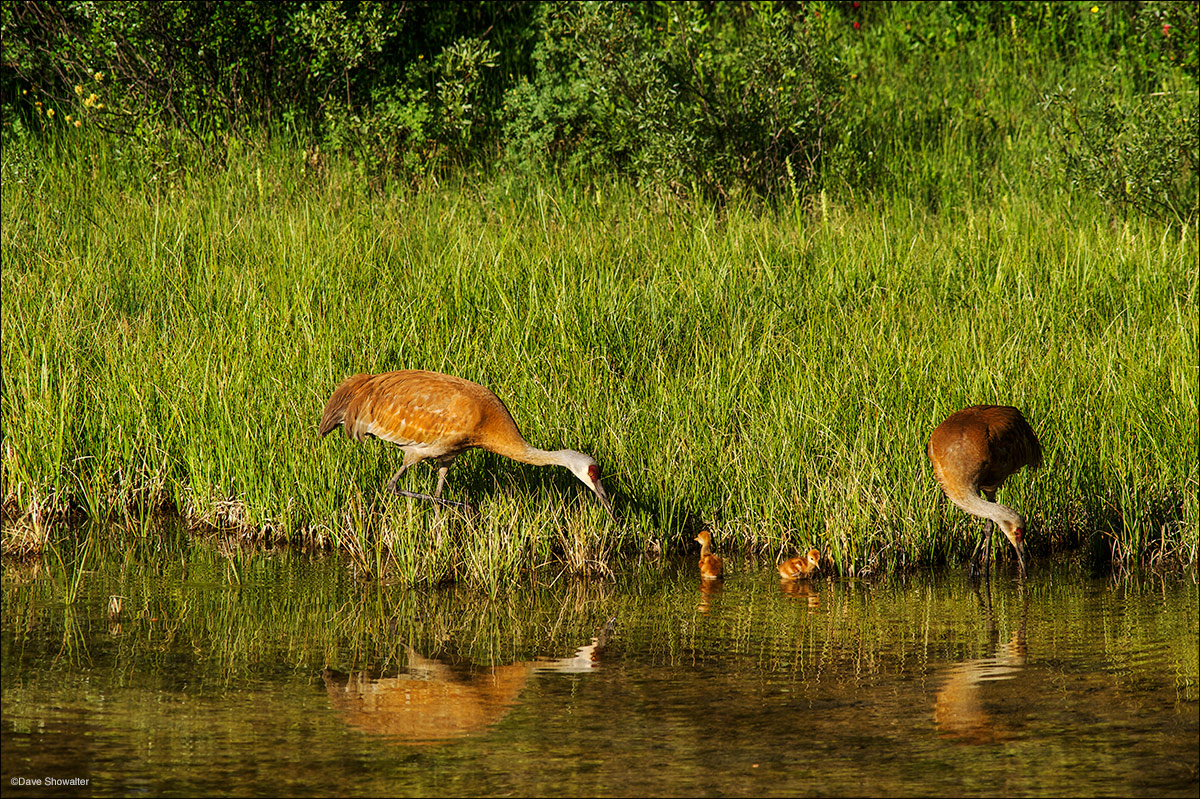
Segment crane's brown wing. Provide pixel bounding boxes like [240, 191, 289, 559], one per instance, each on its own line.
[322, 370, 526, 462]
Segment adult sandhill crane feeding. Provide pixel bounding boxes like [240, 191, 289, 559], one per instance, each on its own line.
[927, 405, 1042, 578]
[319, 370, 616, 520]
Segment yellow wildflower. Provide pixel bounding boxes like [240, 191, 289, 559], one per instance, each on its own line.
[74, 120, 82, 128]
[95, 71, 104, 82]
[75, 84, 83, 95]
[1090, 5, 1098, 11]
[47, 108, 55, 118]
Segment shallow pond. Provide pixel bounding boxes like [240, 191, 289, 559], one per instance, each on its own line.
[2, 530, 1197, 797]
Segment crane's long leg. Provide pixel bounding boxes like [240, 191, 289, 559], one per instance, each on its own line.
[385, 462, 475, 513]
[974, 488, 1001, 582]
[968, 520, 994, 581]
[983, 519, 994, 580]
[430, 463, 478, 519]
[968, 488, 999, 582]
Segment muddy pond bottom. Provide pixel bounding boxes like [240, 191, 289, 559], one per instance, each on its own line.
[2, 539, 1197, 797]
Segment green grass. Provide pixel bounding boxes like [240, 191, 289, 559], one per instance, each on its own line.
[1, 126, 1195, 582]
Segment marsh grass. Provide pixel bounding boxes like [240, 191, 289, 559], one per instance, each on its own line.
[1, 124, 1196, 583]
[45, 527, 93, 605]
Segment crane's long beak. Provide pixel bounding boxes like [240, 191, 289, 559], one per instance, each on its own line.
[591, 479, 617, 523]
[1008, 528, 1027, 579]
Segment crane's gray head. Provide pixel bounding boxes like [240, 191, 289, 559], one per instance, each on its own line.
[996, 513, 1028, 577]
[559, 450, 617, 522]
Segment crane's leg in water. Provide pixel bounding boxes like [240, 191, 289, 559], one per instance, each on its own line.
[968, 520, 994, 582]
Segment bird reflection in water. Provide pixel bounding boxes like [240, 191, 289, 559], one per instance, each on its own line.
[696, 573, 724, 614]
[779, 578, 821, 609]
[323, 617, 616, 744]
[933, 589, 1027, 744]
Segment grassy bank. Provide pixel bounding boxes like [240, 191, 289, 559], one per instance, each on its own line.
[1, 130, 1195, 581]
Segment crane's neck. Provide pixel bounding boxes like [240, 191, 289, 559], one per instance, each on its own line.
[486, 442, 597, 485]
[954, 490, 1024, 533]
[497, 444, 578, 469]
[484, 439, 616, 521]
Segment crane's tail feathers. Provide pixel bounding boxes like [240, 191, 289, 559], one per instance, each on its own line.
[318, 410, 342, 437]
[1029, 434, 1044, 471]
[1016, 413, 1044, 471]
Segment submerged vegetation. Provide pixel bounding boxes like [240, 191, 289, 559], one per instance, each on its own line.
[1, 2, 1197, 582]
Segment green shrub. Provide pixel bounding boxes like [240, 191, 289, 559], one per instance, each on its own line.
[502, 2, 844, 201]
[2, 2, 1196, 211]
[1041, 84, 1199, 224]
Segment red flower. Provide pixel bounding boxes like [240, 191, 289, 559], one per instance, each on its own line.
[1162, 22, 1171, 35]
[854, 21, 861, 30]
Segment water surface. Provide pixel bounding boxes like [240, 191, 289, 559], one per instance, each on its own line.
[2, 532, 1196, 797]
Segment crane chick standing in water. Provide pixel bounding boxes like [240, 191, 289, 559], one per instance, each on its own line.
[927, 405, 1042, 578]
[694, 530, 724, 581]
[319, 370, 616, 520]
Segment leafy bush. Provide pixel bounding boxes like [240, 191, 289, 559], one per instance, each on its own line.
[502, 2, 844, 201]
[1, 1, 506, 174]
[1, 1, 1196, 210]
[1042, 84, 1199, 224]
[1, 1, 309, 145]
[320, 34, 498, 180]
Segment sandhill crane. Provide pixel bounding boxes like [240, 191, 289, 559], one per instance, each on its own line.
[694, 530, 724, 580]
[778, 548, 821, 581]
[319, 370, 616, 520]
[927, 405, 1042, 578]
